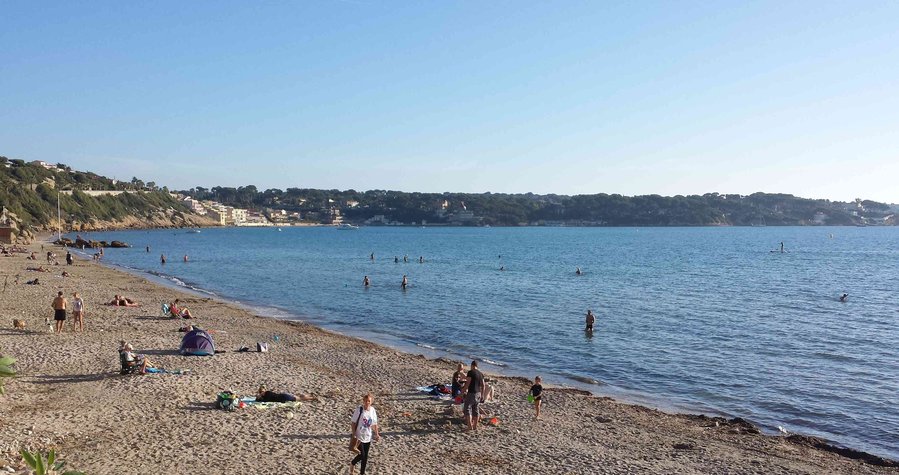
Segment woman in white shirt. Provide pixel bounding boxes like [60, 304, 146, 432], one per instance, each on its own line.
[349, 393, 381, 475]
[71, 292, 85, 332]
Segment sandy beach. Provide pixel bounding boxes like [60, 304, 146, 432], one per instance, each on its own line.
[0, 241, 896, 475]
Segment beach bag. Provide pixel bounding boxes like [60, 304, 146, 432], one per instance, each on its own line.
[216, 391, 239, 411]
[257, 342, 269, 353]
[349, 405, 363, 453]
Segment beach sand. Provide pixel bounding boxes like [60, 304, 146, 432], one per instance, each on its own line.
[0, 242, 895, 474]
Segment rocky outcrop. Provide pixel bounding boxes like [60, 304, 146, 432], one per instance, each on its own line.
[65, 210, 219, 232]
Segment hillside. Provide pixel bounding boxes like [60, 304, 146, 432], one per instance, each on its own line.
[0, 157, 215, 242]
[182, 186, 897, 227]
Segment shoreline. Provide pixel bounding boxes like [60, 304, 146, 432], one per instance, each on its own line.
[0, 238, 896, 473]
[81, 246, 730, 423]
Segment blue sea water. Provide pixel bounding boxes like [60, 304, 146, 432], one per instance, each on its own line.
[73, 226, 899, 459]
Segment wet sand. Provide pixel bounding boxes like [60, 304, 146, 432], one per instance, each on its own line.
[0, 242, 896, 474]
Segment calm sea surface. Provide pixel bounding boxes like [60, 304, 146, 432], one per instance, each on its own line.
[73, 226, 899, 459]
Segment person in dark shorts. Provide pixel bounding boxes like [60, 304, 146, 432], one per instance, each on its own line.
[529, 376, 544, 419]
[51, 291, 67, 334]
[460, 360, 485, 431]
[585, 309, 595, 332]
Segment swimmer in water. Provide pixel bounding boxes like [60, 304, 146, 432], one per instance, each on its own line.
[499, 266, 505, 271]
[839, 293, 848, 302]
[394, 256, 399, 263]
[370, 252, 374, 261]
[363, 275, 370, 287]
[419, 256, 423, 264]
[585, 309, 595, 332]
[576, 267, 582, 275]
[183, 255, 189, 263]
[160, 254, 167, 264]
[401, 274, 408, 289]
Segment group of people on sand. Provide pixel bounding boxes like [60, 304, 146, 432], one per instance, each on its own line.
[50, 291, 86, 333]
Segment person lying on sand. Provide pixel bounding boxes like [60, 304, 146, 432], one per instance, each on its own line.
[169, 299, 193, 318]
[119, 342, 153, 375]
[26, 266, 51, 272]
[106, 295, 139, 307]
[256, 385, 317, 403]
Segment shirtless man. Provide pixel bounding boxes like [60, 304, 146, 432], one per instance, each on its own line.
[51, 291, 67, 334]
[585, 309, 595, 332]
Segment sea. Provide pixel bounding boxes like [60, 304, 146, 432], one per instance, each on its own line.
[69, 226, 899, 459]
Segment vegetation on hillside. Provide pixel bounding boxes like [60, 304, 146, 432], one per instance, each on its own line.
[0, 157, 193, 231]
[181, 186, 896, 226]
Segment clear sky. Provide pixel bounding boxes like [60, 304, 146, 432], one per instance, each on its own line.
[2, 2, 897, 202]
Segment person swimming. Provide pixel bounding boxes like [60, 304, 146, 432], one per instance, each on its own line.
[839, 293, 848, 302]
[576, 267, 582, 275]
[363, 275, 370, 287]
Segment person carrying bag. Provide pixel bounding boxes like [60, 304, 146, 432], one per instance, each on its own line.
[349, 393, 381, 475]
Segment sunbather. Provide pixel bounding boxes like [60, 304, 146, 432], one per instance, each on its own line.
[106, 295, 139, 307]
[119, 343, 152, 375]
[256, 385, 317, 403]
[169, 299, 193, 318]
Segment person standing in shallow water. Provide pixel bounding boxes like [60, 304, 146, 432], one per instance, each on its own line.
[363, 276, 370, 287]
[160, 254, 167, 264]
[349, 393, 380, 475]
[401, 274, 408, 289]
[585, 309, 595, 332]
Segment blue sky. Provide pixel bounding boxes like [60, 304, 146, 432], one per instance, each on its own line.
[1, 2, 897, 202]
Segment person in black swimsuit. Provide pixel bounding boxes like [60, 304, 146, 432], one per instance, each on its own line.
[529, 376, 543, 419]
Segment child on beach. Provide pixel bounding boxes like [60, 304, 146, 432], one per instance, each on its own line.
[71, 292, 85, 332]
[529, 376, 544, 419]
[349, 393, 380, 475]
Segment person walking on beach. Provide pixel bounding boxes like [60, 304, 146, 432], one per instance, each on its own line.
[460, 360, 486, 431]
[363, 275, 370, 287]
[349, 393, 381, 475]
[585, 309, 595, 332]
[66, 250, 73, 266]
[401, 274, 408, 289]
[71, 292, 85, 332]
[529, 376, 544, 420]
[51, 291, 67, 334]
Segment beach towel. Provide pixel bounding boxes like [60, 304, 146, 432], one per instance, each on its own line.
[238, 397, 302, 409]
[415, 385, 453, 400]
[144, 367, 190, 375]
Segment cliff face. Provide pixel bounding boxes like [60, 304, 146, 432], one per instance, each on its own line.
[67, 211, 219, 232]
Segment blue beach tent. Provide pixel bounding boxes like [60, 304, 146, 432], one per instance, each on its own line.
[180, 329, 215, 356]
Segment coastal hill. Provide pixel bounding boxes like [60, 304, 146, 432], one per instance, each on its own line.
[0, 157, 215, 242]
[182, 186, 898, 227]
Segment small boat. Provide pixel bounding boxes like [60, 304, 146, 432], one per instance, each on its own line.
[186, 229, 201, 234]
[336, 224, 359, 230]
